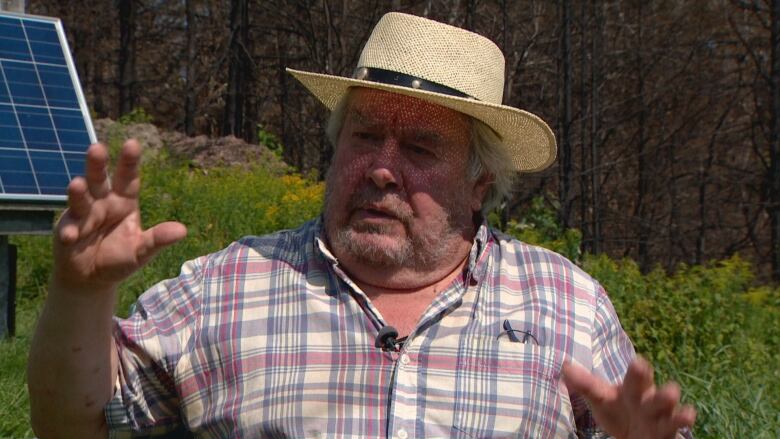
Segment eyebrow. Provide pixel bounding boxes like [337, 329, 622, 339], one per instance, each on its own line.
[347, 107, 444, 144]
[407, 129, 442, 144]
[346, 107, 378, 128]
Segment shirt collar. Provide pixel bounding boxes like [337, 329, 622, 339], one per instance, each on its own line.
[467, 218, 493, 283]
[313, 216, 336, 265]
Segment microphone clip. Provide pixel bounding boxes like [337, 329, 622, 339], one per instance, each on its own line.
[375, 325, 400, 352]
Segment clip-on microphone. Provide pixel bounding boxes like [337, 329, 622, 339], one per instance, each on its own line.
[375, 325, 400, 352]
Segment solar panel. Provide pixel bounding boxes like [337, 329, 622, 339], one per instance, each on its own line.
[0, 11, 95, 202]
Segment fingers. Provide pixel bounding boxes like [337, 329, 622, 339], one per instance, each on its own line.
[58, 178, 91, 244]
[644, 382, 680, 418]
[150, 221, 188, 248]
[563, 357, 697, 438]
[665, 405, 697, 431]
[625, 358, 696, 437]
[57, 212, 81, 245]
[85, 143, 110, 199]
[561, 361, 617, 405]
[137, 221, 188, 264]
[66, 176, 91, 218]
[655, 405, 697, 438]
[112, 139, 143, 197]
[58, 140, 143, 246]
[623, 357, 655, 407]
[648, 383, 697, 437]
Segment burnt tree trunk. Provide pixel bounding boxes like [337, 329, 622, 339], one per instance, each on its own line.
[558, 0, 573, 229]
[579, 0, 589, 251]
[590, 0, 603, 254]
[770, 0, 780, 281]
[184, 0, 197, 136]
[222, 0, 249, 139]
[118, 0, 137, 116]
[635, 2, 650, 271]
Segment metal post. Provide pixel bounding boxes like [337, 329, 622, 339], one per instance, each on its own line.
[0, 205, 57, 339]
[8, 243, 16, 337]
[0, 235, 9, 338]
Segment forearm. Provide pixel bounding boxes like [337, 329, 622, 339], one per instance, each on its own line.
[28, 280, 119, 438]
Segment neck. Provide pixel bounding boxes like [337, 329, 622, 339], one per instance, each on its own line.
[366, 252, 469, 297]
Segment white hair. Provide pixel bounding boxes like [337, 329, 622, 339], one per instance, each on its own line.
[326, 91, 516, 215]
[466, 118, 515, 213]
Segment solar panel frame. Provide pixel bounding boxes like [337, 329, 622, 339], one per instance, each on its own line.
[0, 10, 96, 204]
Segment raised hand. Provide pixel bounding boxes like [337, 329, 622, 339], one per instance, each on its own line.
[562, 357, 696, 439]
[29, 139, 188, 438]
[52, 139, 187, 292]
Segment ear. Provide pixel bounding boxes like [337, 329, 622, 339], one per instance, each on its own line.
[469, 172, 493, 212]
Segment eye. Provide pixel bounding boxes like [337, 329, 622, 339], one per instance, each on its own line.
[404, 143, 436, 158]
[353, 131, 382, 142]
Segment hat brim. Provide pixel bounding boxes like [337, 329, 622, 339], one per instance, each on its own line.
[287, 68, 557, 173]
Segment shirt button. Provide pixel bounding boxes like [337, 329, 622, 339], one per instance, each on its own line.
[397, 428, 409, 439]
[400, 354, 410, 365]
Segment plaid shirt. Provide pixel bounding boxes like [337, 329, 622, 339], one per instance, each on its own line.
[106, 218, 636, 438]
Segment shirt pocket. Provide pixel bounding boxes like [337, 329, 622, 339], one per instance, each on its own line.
[451, 335, 574, 439]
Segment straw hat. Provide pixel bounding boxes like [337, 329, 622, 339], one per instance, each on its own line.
[287, 12, 556, 172]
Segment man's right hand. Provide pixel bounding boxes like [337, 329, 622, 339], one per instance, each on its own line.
[29, 139, 187, 439]
[53, 139, 187, 293]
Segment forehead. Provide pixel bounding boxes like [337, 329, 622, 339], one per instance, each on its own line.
[345, 88, 470, 134]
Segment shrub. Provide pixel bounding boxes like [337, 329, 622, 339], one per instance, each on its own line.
[118, 107, 154, 125]
[493, 196, 582, 263]
[257, 124, 284, 159]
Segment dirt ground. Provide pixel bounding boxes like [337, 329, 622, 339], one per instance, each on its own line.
[92, 118, 290, 174]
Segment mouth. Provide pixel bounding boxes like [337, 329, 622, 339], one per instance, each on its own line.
[352, 206, 401, 222]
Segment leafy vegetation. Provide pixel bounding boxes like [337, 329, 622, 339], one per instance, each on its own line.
[491, 196, 583, 263]
[257, 124, 284, 159]
[117, 107, 154, 125]
[1, 159, 778, 436]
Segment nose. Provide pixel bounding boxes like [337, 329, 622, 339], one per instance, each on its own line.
[366, 137, 403, 189]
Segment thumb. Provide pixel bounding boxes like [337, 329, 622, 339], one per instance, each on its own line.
[562, 361, 616, 405]
[138, 221, 188, 264]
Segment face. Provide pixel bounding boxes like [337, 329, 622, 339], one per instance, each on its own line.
[323, 88, 488, 271]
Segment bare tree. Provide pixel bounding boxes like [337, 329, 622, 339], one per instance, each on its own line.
[558, 0, 574, 229]
[222, 0, 250, 139]
[590, 0, 604, 254]
[184, 0, 197, 136]
[118, 0, 137, 116]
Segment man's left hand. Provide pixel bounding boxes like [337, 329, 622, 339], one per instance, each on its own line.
[562, 357, 696, 439]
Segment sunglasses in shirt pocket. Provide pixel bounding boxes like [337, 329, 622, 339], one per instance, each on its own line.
[451, 335, 576, 438]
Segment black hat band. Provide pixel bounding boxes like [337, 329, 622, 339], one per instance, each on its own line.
[352, 67, 478, 101]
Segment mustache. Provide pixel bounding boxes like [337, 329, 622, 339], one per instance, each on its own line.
[347, 187, 413, 222]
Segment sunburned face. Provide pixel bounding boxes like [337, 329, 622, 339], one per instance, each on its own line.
[323, 88, 488, 272]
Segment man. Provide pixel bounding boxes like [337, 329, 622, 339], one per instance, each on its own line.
[28, 12, 695, 438]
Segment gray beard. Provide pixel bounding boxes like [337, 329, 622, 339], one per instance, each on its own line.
[330, 219, 451, 270]
[323, 177, 471, 271]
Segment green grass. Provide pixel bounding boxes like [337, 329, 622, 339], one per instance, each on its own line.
[0, 286, 42, 438]
[581, 253, 780, 437]
[651, 353, 780, 438]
